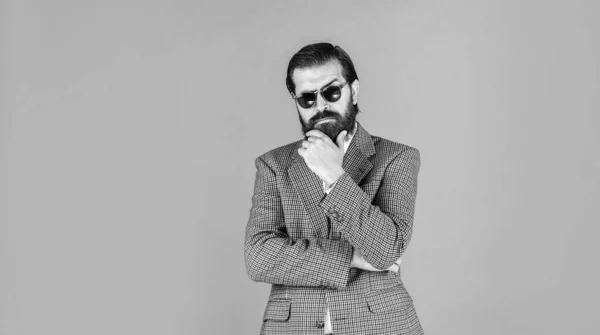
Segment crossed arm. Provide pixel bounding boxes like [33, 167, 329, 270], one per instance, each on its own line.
[244, 146, 420, 289]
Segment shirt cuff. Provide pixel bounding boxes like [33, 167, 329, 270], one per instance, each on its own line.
[323, 180, 338, 194]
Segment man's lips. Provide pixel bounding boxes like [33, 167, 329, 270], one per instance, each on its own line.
[314, 118, 336, 125]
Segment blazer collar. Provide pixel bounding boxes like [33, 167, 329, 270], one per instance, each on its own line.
[341, 122, 375, 184]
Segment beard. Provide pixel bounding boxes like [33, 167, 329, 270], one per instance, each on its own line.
[298, 99, 359, 143]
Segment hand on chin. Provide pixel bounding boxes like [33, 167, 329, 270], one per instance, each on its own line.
[311, 120, 343, 142]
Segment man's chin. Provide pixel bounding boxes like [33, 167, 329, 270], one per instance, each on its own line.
[312, 122, 343, 142]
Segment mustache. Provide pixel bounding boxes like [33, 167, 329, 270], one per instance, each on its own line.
[308, 111, 342, 128]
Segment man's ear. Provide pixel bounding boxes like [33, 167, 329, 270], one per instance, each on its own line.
[351, 79, 359, 105]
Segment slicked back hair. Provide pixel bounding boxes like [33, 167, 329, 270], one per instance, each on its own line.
[286, 43, 359, 98]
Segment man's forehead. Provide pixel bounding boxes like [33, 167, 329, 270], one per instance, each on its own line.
[292, 60, 343, 92]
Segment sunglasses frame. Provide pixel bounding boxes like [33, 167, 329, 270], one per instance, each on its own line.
[291, 81, 350, 109]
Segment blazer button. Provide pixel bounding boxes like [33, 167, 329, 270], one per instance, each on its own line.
[316, 321, 324, 329]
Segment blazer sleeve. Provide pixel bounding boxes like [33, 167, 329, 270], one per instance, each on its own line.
[244, 157, 353, 289]
[319, 147, 420, 270]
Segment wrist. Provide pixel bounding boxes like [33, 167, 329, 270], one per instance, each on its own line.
[324, 167, 344, 187]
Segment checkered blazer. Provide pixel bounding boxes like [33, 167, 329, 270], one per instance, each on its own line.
[245, 122, 424, 335]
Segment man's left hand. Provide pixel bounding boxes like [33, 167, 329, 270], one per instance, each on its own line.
[298, 130, 347, 186]
[351, 248, 402, 273]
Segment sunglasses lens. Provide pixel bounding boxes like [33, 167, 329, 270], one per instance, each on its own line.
[297, 93, 316, 109]
[323, 86, 342, 103]
[295, 84, 344, 108]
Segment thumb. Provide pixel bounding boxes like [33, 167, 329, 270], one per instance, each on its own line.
[336, 130, 347, 149]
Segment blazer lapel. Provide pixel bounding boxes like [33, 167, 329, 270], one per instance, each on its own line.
[342, 122, 375, 185]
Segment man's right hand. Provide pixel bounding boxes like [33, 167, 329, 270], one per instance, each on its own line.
[350, 248, 401, 273]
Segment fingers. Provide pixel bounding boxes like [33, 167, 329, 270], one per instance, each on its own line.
[351, 247, 401, 273]
[303, 136, 332, 151]
[307, 135, 334, 149]
[305, 129, 326, 138]
[297, 137, 332, 159]
[305, 130, 333, 144]
[385, 262, 399, 273]
[300, 139, 318, 154]
[304, 130, 339, 150]
[387, 259, 402, 274]
[297, 147, 305, 157]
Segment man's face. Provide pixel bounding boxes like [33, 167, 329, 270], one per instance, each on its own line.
[291, 60, 359, 142]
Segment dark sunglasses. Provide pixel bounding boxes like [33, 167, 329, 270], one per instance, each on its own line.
[292, 81, 349, 109]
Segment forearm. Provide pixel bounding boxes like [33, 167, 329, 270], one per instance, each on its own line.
[244, 229, 353, 289]
[320, 148, 420, 270]
[245, 156, 353, 289]
[321, 175, 408, 269]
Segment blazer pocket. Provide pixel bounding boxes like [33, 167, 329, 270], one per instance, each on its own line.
[263, 299, 292, 322]
[366, 285, 413, 314]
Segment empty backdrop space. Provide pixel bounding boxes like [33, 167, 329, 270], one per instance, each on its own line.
[3, 1, 599, 334]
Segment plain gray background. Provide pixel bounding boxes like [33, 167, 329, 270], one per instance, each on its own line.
[3, 1, 599, 334]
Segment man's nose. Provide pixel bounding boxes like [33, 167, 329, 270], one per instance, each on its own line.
[314, 92, 328, 112]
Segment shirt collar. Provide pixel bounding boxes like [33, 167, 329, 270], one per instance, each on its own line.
[342, 122, 358, 154]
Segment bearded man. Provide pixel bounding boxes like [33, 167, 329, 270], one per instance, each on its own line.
[245, 42, 424, 335]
